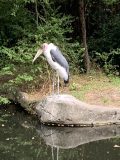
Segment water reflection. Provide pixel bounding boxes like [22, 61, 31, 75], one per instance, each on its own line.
[37, 125, 120, 149]
[0, 105, 120, 160]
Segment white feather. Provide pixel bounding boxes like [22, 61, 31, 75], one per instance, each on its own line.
[43, 44, 68, 81]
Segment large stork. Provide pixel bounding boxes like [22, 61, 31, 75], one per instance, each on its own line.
[33, 43, 69, 94]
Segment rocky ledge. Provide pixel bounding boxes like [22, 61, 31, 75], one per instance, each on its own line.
[4, 88, 120, 127]
[35, 94, 120, 127]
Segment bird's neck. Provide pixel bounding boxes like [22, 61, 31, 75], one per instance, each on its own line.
[43, 43, 56, 59]
[43, 49, 51, 59]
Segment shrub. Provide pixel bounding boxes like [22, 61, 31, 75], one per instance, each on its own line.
[94, 48, 120, 75]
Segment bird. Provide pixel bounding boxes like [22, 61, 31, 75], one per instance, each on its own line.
[33, 43, 69, 94]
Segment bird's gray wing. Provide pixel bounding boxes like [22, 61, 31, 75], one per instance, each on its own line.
[50, 48, 69, 73]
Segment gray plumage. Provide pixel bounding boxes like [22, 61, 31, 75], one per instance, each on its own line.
[50, 47, 69, 74]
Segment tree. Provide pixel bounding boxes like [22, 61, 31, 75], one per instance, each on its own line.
[35, 0, 38, 27]
[79, 0, 90, 73]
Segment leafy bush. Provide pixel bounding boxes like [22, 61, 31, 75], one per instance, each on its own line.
[94, 48, 120, 74]
[0, 96, 10, 105]
[89, 14, 120, 53]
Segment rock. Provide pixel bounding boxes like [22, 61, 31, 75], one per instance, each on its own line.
[36, 94, 120, 126]
[3, 87, 120, 127]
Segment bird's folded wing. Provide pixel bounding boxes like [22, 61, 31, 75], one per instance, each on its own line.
[50, 48, 69, 72]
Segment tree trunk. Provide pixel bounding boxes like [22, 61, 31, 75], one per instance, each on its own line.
[35, 0, 38, 27]
[79, 0, 90, 73]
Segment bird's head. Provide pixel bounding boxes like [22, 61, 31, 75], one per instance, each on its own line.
[32, 43, 48, 63]
[42, 43, 48, 52]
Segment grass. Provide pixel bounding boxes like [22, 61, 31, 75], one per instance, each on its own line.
[68, 72, 120, 107]
[109, 76, 120, 86]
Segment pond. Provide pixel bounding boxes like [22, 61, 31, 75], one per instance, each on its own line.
[0, 105, 120, 160]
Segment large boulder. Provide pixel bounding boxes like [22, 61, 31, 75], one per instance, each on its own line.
[36, 94, 120, 126]
[4, 87, 120, 127]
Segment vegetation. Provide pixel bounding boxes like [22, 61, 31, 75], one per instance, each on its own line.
[69, 73, 120, 107]
[0, 0, 120, 104]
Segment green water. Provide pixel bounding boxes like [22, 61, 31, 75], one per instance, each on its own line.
[0, 105, 120, 160]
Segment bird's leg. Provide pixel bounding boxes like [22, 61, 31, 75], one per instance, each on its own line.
[52, 72, 55, 95]
[52, 71, 58, 94]
[57, 147, 59, 160]
[57, 73, 59, 94]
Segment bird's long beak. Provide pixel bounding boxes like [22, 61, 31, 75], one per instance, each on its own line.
[32, 49, 43, 63]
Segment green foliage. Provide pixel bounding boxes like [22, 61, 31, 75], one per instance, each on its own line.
[35, 15, 73, 44]
[87, 0, 120, 73]
[9, 74, 34, 85]
[89, 14, 120, 52]
[0, 66, 14, 76]
[94, 48, 120, 74]
[0, 96, 10, 105]
[0, 0, 35, 46]
[103, 0, 119, 4]
[69, 82, 78, 91]
[109, 76, 120, 86]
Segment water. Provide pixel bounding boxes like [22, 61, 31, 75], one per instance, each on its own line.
[0, 105, 120, 160]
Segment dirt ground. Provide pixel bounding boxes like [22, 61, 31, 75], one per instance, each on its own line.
[29, 74, 120, 108]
